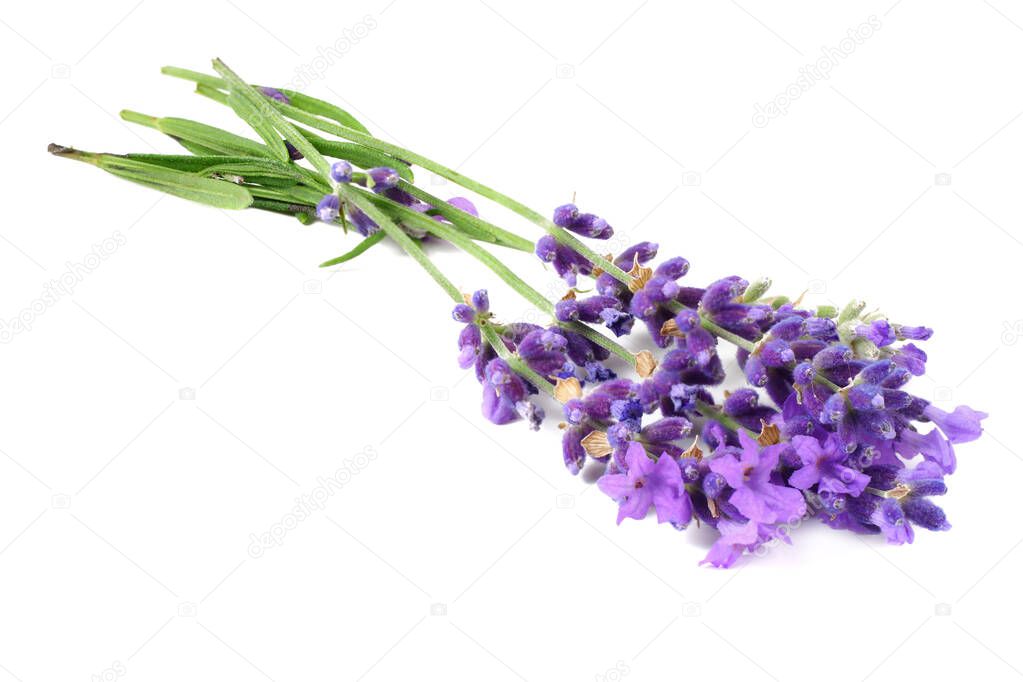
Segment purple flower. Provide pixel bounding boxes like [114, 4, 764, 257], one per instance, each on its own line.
[367, 167, 400, 191]
[708, 432, 806, 524]
[895, 427, 956, 473]
[481, 358, 529, 426]
[330, 161, 353, 183]
[562, 426, 587, 474]
[345, 205, 378, 236]
[855, 320, 896, 347]
[471, 289, 489, 313]
[259, 86, 290, 104]
[895, 324, 933, 341]
[535, 235, 593, 287]
[788, 435, 870, 495]
[284, 140, 303, 161]
[872, 498, 914, 544]
[517, 329, 569, 376]
[316, 194, 340, 222]
[446, 196, 478, 216]
[552, 203, 613, 239]
[700, 519, 763, 568]
[452, 304, 475, 323]
[922, 404, 987, 443]
[516, 400, 545, 431]
[600, 308, 635, 337]
[597, 442, 691, 526]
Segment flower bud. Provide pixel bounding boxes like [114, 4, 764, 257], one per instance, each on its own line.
[330, 161, 353, 183]
[447, 196, 478, 217]
[367, 166, 399, 191]
[452, 304, 475, 323]
[552, 203, 579, 227]
[471, 289, 489, 313]
[316, 194, 340, 222]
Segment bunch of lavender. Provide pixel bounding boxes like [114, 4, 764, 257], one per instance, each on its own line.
[51, 60, 987, 567]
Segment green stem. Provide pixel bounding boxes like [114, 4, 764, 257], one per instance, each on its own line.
[699, 314, 756, 353]
[336, 183, 461, 302]
[332, 187, 554, 395]
[479, 323, 555, 396]
[354, 188, 638, 367]
[164, 68, 633, 283]
[396, 181, 533, 253]
[695, 400, 755, 437]
[692, 304, 843, 393]
[163, 67, 842, 391]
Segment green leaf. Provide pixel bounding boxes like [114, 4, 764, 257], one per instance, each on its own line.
[211, 59, 332, 178]
[319, 230, 386, 267]
[227, 88, 289, 162]
[199, 159, 308, 184]
[121, 110, 272, 158]
[299, 131, 414, 182]
[161, 66, 372, 135]
[173, 138, 223, 156]
[123, 153, 254, 172]
[93, 155, 253, 209]
[251, 198, 315, 219]
[122, 153, 329, 192]
[161, 66, 227, 90]
[279, 89, 371, 134]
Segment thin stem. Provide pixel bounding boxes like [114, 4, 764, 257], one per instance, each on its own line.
[479, 323, 555, 396]
[396, 181, 533, 253]
[335, 188, 555, 396]
[163, 67, 840, 391]
[164, 68, 634, 282]
[695, 400, 756, 437]
[354, 188, 638, 367]
[699, 314, 757, 353]
[336, 183, 461, 302]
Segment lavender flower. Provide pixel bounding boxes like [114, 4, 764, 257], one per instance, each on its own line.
[345, 205, 379, 236]
[316, 194, 340, 222]
[330, 161, 353, 183]
[597, 442, 691, 525]
[367, 167, 399, 191]
[921, 403, 987, 443]
[707, 432, 806, 524]
[259, 86, 290, 104]
[535, 235, 593, 287]
[552, 203, 613, 239]
[284, 140, 303, 161]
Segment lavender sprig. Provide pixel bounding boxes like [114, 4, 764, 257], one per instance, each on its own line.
[51, 59, 988, 568]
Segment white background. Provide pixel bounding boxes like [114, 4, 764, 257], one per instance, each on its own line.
[0, 1, 1019, 680]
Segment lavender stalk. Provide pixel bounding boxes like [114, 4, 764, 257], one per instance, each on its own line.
[50, 59, 988, 568]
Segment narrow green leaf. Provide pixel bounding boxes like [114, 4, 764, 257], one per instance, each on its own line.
[161, 66, 226, 90]
[299, 131, 414, 182]
[251, 198, 315, 219]
[279, 89, 371, 134]
[91, 154, 251, 208]
[123, 154, 253, 172]
[194, 83, 229, 105]
[336, 182, 461, 301]
[161, 66, 372, 135]
[319, 230, 386, 267]
[121, 110, 272, 158]
[174, 138, 223, 156]
[211, 59, 332, 178]
[199, 159, 307, 184]
[227, 88, 289, 161]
